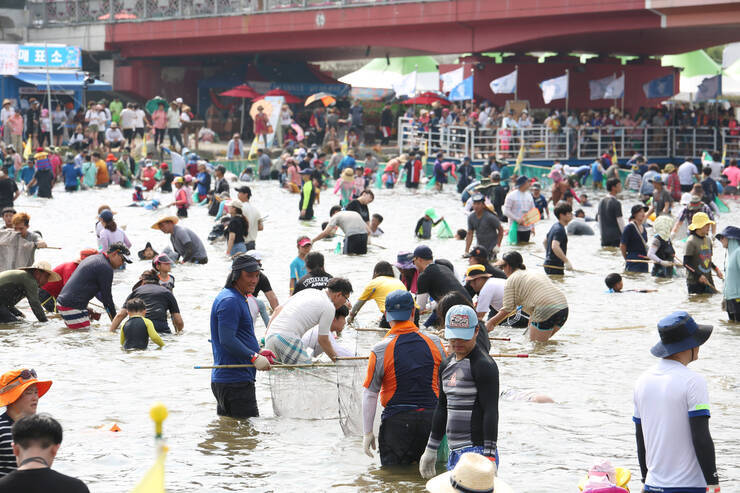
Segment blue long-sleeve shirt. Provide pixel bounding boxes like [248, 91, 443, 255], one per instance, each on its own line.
[210, 287, 260, 383]
[56, 253, 116, 317]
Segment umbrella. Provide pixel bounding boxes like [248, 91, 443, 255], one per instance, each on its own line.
[305, 92, 336, 107]
[220, 84, 261, 99]
[401, 92, 450, 105]
[290, 122, 305, 141]
[145, 97, 168, 115]
[250, 100, 273, 120]
[258, 88, 302, 104]
[220, 84, 261, 135]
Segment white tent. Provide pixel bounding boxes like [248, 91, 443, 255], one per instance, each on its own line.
[339, 56, 439, 92]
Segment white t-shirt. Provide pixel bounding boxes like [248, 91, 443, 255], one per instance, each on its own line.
[301, 327, 353, 358]
[119, 108, 137, 129]
[678, 161, 698, 186]
[633, 358, 711, 489]
[475, 277, 506, 314]
[241, 201, 261, 244]
[134, 109, 146, 128]
[105, 128, 123, 142]
[329, 211, 368, 236]
[86, 109, 106, 128]
[502, 189, 535, 232]
[268, 288, 335, 339]
[708, 161, 722, 181]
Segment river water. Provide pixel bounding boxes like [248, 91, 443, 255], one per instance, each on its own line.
[3, 179, 739, 492]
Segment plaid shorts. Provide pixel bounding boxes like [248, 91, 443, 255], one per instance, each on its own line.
[264, 334, 312, 364]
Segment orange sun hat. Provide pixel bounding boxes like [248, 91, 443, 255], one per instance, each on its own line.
[0, 369, 52, 407]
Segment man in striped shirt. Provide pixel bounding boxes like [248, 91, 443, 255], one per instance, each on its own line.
[0, 369, 52, 478]
[419, 304, 500, 479]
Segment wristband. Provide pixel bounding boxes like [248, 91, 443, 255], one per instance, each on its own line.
[707, 487, 720, 493]
[250, 354, 258, 363]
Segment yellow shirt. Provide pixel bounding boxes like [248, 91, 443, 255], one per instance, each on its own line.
[358, 276, 407, 312]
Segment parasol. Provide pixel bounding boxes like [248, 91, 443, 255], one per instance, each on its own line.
[305, 92, 336, 107]
[401, 92, 450, 105]
[250, 100, 273, 120]
[220, 84, 261, 135]
[145, 97, 168, 115]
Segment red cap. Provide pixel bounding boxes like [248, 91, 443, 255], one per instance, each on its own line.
[160, 163, 168, 169]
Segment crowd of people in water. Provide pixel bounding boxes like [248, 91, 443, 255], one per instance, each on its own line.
[0, 125, 738, 492]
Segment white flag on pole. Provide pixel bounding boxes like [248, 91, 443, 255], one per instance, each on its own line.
[695, 74, 721, 102]
[604, 74, 625, 99]
[440, 67, 464, 93]
[393, 71, 417, 98]
[489, 69, 517, 94]
[589, 74, 616, 100]
[539, 73, 568, 104]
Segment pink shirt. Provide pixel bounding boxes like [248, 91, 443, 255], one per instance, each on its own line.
[723, 166, 740, 187]
[152, 109, 167, 129]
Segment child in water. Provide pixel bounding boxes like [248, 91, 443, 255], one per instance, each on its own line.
[415, 209, 444, 239]
[120, 298, 164, 350]
[132, 185, 145, 202]
[370, 213, 384, 237]
[604, 273, 657, 293]
[152, 253, 175, 290]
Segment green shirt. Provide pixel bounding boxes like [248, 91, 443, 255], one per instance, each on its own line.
[0, 270, 47, 322]
[109, 100, 123, 123]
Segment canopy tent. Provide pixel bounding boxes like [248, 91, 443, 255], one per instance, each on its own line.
[9, 71, 111, 90]
[339, 56, 440, 92]
[662, 50, 721, 96]
[722, 57, 740, 95]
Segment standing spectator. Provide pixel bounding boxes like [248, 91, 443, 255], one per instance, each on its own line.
[380, 103, 393, 145]
[119, 103, 137, 146]
[151, 102, 167, 149]
[253, 105, 270, 148]
[350, 100, 364, 140]
[134, 103, 148, 143]
[166, 101, 183, 150]
[7, 112, 24, 153]
[0, 100, 14, 147]
[26, 100, 40, 149]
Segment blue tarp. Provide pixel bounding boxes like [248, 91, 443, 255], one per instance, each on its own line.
[11, 71, 112, 90]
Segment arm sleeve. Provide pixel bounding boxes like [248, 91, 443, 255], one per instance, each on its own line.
[216, 298, 257, 361]
[427, 363, 448, 451]
[473, 354, 500, 457]
[690, 416, 719, 485]
[362, 389, 379, 434]
[647, 237, 662, 263]
[24, 277, 48, 322]
[144, 318, 165, 348]
[99, 269, 116, 318]
[635, 422, 648, 482]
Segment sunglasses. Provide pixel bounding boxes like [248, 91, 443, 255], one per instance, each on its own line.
[0, 369, 37, 394]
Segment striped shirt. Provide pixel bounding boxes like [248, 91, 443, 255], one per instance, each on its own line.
[427, 347, 499, 457]
[501, 269, 568, 322]
[0, 412, 15, 478]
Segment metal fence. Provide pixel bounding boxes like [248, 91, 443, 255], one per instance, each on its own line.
[28, 0, 445, 26]
[399, 118, 732, 162]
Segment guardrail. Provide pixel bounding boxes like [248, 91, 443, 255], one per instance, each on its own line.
[28, 0, 446, 26]
[399, 117, 729, 162]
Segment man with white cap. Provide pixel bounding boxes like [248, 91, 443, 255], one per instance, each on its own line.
[420, 304, 500, 479]
[362, 290, 446, 466]
[633, 311, 719, 493]
[0, 261, 60, 323]
[234, 186, 262, 250]
[0, 368, 52, 478]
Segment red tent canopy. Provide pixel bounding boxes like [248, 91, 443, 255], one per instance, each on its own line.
[259, 88, 302, 104]
[402, 93, 450, 105]
[220, 84, 261, 99]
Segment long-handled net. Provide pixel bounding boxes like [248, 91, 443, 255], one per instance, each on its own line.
[353, 327, 386, 355]
[268, 366, 340, 419]
[336, 359, 369, 437]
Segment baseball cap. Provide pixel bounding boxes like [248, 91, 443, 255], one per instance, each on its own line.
[471, 193, 485, 202]
[107, 242, 133, 263]
[463, 245, 489, 260]
[412, 245, 433, 260]
[515, 175, 528, 187]
[297, 236, 312, 247]
[235, 185, 252, 196]
[444, 305, 478, 340]
[384, 290, 414, 322]
[99, 209, 114, 222]
[152, 253, 172, 268]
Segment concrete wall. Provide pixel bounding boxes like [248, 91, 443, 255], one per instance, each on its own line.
[26, 24, 106, 52]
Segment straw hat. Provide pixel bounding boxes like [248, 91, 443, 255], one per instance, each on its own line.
[688, 212, 715, 231]
[664, 163, 676, 173]
[0, 369, 52, 407]
[2, 99, 10, 106]
[20, 260, 61, 282]
[341, 168, 355, 182]
[151, 216, 179, 230]
[426, 453, 513, 493]
[229, 199, 244, 210]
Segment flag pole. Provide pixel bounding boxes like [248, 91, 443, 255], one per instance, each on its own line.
[565, 69, 569, 114]
[45, 43, 53, 147]
[621, 71, 625, 115]
[514, 65, 519, 100]
[612, 72, 617, 108]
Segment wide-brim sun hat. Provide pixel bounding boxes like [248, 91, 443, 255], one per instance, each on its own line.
[688, 212, 715, 231]
[425, 452, 513, 493]
[716, 226, 740, 242]
[0, 369, 52, 407]
[151, 216, 180, 230]
[395, 251, 414, 270]
[20, 260, 61, 283]
[650, 311, 712, 358]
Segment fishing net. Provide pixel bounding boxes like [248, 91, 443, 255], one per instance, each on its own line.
[336, 359, 368, 437]
[268, 366, 339, 420]
[353, 328, 386, 355]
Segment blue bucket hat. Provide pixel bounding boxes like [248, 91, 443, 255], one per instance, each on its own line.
[650, 311, 712, 358]
[385, 290, 414, 322]
[716, 226, 740, 242]
[444, 305, 478, 340]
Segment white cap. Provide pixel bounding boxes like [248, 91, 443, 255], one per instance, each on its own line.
[245, 250, 263, 261]
[175, 97, 183, 104]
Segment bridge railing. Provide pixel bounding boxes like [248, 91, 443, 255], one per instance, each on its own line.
[28, 0, 447, 26]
